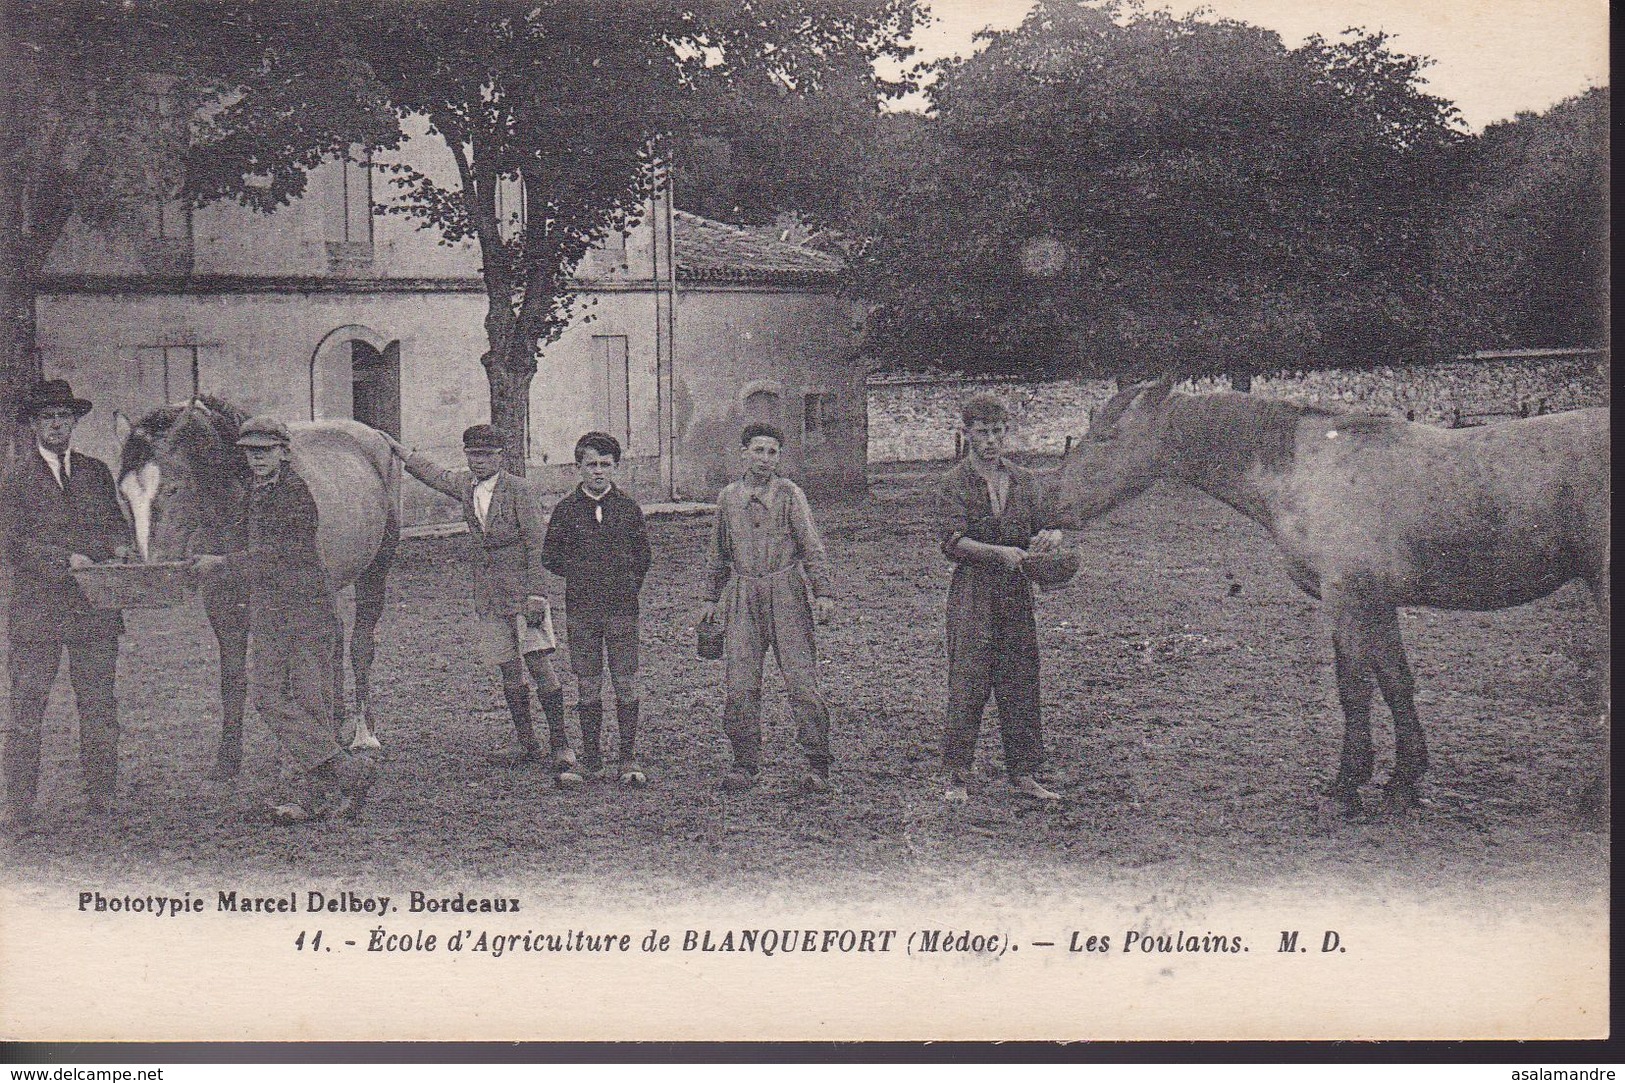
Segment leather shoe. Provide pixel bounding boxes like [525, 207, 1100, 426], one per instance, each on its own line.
[489, 744, 541, 766]
[720, 768, 757, 793]
[1013, 775, 1061, 802]
[329, 753, 378, 820]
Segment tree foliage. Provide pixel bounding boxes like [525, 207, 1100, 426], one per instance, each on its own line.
[2, 1, 193, 434]
[187, 0, 922, 462]
[1435, 87, 1609, 349]
[1, 0, 396, 447]
[846, 0, 1470, 377]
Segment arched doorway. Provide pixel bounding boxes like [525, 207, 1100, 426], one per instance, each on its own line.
[351, 340, 401, 438]
[309, 325, 399, 433]
[743, 385, 782, 427]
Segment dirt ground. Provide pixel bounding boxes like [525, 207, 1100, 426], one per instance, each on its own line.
[0, 463, 1608, 905]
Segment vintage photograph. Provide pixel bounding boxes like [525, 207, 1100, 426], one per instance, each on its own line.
[0, 0, 1609, 1045]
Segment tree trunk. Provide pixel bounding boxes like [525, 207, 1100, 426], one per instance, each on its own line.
[485, 355, 532, 477]
[479, 292, 535, 478]
[476, 251, 534, 475]
[1, 277, 40, 459]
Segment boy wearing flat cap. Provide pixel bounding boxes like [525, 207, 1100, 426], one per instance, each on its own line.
[194, 416, 375, 823]
[384, 425, 579, 786]
[2, 380, 132, 829]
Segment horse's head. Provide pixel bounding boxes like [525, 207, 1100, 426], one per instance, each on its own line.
[1050, 377, 1176, 527]
[118, 397, 249, 561]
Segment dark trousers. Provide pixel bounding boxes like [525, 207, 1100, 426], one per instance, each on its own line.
[943, 568, 1043, 781]
[250, 614, 340, 775]
[5, 633, 120, 813]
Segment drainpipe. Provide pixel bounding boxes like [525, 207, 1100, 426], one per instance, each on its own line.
[659, 170, 679, 501]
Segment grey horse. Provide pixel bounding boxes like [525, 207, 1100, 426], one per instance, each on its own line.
[1047, 378, 1609, 817]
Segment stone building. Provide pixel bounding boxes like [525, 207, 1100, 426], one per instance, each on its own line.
[34, 139, 866, 525]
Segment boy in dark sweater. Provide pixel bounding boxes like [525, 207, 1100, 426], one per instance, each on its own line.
[542, 432, 652, 784]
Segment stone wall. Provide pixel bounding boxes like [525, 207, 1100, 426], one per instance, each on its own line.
[866, 357, 1608, 463]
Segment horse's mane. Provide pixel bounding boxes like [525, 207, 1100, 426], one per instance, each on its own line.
[120, 395, 250, 500]
[1166, 392, 1398, 474]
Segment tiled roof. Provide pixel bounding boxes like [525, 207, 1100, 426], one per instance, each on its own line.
[674, 211, 844, 285]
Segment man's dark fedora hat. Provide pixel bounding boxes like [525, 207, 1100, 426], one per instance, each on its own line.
[17, 379, 93, 422]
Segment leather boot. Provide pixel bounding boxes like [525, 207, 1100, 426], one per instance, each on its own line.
[722, 692, 762, 778]
[3, 732, 41, 826]
[209, 718, 242, 780]
[615, 700, 646, 785]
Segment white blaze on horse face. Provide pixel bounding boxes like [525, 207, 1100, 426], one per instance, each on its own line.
[120, 461, 161, 563]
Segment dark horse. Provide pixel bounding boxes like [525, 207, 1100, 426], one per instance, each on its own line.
[118, 397, 401, 775]
[1048, 379, 1610, 816]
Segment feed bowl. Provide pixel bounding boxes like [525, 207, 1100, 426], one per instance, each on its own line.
[1022, 548, 1080, 589]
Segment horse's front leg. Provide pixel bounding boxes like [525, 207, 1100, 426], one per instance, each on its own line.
[1369, 606, 1427, 815]
[202, 576, 250, 780]
[1326, 589, 1377, 817]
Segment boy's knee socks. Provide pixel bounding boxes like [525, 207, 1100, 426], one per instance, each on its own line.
[578, 701, 604, 771]
[616, 699, 639, 762]
[522, 649, 560, 694]
[498, 661, 537, 750]
[538, 687, 569, 754]
[501, 682, 538, 750]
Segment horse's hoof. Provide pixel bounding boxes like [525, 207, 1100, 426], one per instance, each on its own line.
[1379, 782, 1423, 818]
[349, 732, 381, 752]
[1329, 787, 1364, 819]
[266, 803, 316, 825]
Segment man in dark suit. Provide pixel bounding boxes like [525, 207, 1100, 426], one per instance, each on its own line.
[2, 380, 132, 829]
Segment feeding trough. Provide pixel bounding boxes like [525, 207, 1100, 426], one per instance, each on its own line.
[71, 560, 194, 610]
